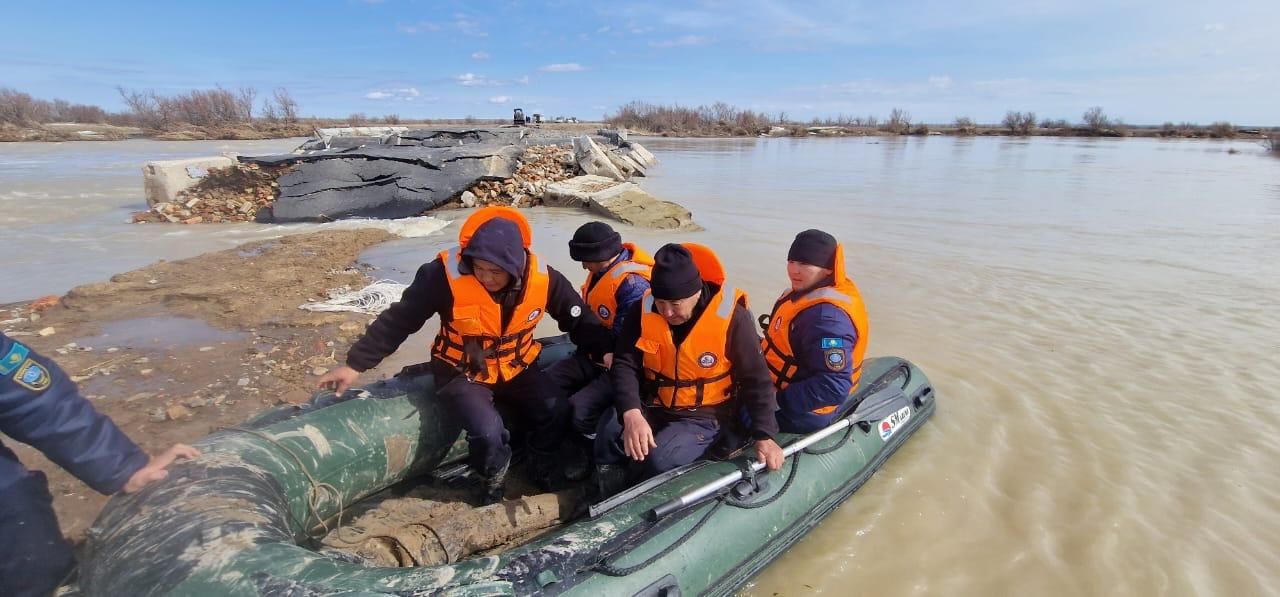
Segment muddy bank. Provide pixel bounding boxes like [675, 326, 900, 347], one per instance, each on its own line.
[1, 229, 397, 541]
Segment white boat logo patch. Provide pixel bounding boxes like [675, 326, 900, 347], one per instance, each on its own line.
[878, 406, 912, 441]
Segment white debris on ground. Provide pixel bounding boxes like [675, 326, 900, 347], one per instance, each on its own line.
[300, 280, 408, 315]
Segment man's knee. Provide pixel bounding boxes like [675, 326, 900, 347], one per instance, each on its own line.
[569, 376, 613, 435]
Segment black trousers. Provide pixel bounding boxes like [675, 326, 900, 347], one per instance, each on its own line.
[434, 362, 567, 477]
[595, 407, 721, 478]
[0, 471, 76, 597]
[545, 352, 617, 436]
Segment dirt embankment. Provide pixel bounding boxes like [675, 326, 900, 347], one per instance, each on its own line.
[1, 229, 395, 540]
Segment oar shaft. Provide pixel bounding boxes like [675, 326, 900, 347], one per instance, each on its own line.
[648, 418, 854, 520]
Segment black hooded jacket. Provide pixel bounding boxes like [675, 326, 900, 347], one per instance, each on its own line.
[609, 282, 779, 440]
[346, 219, 611, 374]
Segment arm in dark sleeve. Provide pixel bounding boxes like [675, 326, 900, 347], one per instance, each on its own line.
[776, 305, 857, 415]
[345, 260, 447, 372]
[609, 301, 645, 414]
[0, 335, 148, 494]
[726, 304, 779, 440]
[611, 273, 651, 337]
[546, 266, 612, 357]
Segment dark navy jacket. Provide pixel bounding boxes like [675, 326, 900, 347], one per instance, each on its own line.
[583, 248, 651, 339]
[775, 302, 858, 433]
[0, 332, 148, 495]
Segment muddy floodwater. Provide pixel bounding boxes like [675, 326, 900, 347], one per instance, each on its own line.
[3, 135, 1278, 595]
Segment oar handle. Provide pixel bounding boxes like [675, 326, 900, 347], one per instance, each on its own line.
[647, 418, 854, 521]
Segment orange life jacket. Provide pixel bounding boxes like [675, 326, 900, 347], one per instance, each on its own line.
[430, 207, 549, 383]
[761, 243, 868, 414]
[580, 242, 653, 328]
[635, 243, 747, 409]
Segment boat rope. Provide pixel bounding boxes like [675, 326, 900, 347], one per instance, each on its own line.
[299, 279, 407, 315]
[224, 426, 353, 541]
[802, 422, 856, 455]
[592, 414, 863, 576]
[594, 500, 725, 577]
[725, 453, 801, 509]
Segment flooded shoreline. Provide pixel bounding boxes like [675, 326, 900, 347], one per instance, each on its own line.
[2, 135, 1279, 594]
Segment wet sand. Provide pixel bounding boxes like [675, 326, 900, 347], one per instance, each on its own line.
[2, 228, 396, 539]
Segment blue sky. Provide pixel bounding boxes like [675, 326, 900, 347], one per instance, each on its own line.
[2, 0, 1277, 124]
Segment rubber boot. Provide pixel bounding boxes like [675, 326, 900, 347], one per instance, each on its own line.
[593, 464, 630, 500]
[562, 435, 592, 483]
[528, 447, 565, 492]
[478, 458, 509, 506]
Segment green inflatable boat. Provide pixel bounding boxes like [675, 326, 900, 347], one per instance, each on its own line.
[79, 340, 936, 596]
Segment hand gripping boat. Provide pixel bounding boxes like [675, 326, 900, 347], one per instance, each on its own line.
[79, 340, 936, 595]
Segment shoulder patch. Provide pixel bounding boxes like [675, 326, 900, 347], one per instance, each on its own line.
[1, 342, 31, 375]
[820, 337, 844, 349]
[824, 348, 846, 371]
[569, 305, 581, 318]
[13, 358, 51, 392]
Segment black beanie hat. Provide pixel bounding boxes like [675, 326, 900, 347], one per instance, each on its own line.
[650, 244, 704, 300]
[568, 221, 623, 262]
[787, 229, 838, 269]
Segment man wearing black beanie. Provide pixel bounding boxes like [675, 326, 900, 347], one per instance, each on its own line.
[318, 208, 612, 504]
[548, 222, 653, 460]
[594, 243, 782, 492]
[760, 229, 869, 433]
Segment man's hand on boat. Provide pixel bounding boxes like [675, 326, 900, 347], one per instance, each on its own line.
[754, 438, 784, 471]
[621, 408, 656, 461]
[121, 443, 201, 494]
[318, 365, 361, 396]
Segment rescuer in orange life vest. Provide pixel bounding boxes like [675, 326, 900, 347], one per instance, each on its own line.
[546, 222, 653, 456]
[761, 229, 869, 433]
[318, 207, 612, 504]
[594, 243, 783, 495]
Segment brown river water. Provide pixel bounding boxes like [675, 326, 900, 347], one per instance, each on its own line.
[2, 135, 1279, 595]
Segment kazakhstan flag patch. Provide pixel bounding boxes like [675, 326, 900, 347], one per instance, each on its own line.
[1, 342, 31, 375]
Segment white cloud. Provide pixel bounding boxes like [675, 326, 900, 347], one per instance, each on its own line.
[453, 14, 487, 37]
[471, 51, 490, 60]
[396, 21, 441, 34]
[539, 63, 585, 72]
[456, 73, 500, 86]
[364, 87, 422, 101]
[597, 25, 611, 33]
[649, 35, 709, 48]
[1203, 22, 1226, 32]
[489, 96, 511, 104]
[516, 75, 530, 85]
[928, 75, 953, 89]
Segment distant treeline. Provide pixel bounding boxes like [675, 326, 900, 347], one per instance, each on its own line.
[0, 87, 537, 141]
[605, 101, 1274, 140]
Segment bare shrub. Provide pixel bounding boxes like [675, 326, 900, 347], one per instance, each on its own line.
[0, 88, 53, 124]
[604, 101, 773, 135]
[1002, 111, 1036, 135]
[1082, 106, 1111, 131]
[272, 88, 299, 123]
[1207, 121, 1236, 138]
[1040, 118, 1069, 129]
[953, 117, 977, 135]
[236, 87, 256, 120]
[348, 113, 368, 125]
[882, 108, 910, 134]
[383, 114, 402, 124]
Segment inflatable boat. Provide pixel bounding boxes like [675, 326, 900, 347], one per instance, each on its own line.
[79, 340, 936, 595]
